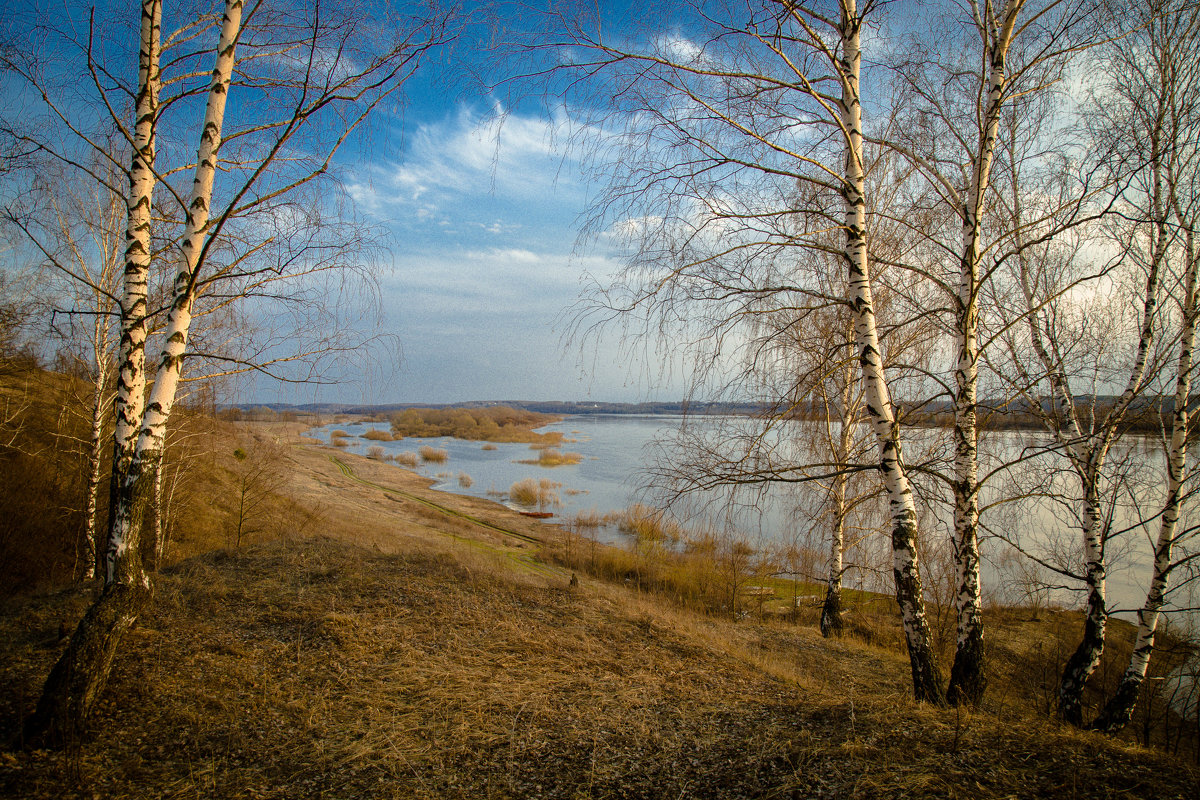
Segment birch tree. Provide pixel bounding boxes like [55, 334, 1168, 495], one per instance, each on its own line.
[1088, 0, 1200, 732]
[553, 0, 945, 701]
[15, 0, 452, 746]
[880, 0, 1102, 705]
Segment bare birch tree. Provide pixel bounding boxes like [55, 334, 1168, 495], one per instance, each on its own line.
[879, 0, 1103, 706]
[12, 0, 452, 746]
[550, 0, 945, 701]
[1088, 0, 1200, 732]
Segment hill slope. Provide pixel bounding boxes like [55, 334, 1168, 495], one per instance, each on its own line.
[1, 432, 1197, 799]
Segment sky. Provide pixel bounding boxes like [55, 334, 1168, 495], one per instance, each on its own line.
[282, 4, 676, 406]
[1, 0, 942, 408]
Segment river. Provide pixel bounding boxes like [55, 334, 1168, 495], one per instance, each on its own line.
[307, 413, 1198, 626]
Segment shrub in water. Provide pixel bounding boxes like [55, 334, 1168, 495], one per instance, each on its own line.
[419, 445, 449, 463]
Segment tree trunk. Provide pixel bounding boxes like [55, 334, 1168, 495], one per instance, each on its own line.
[103, 0, 161, 578]
[82, 350, 109, 581]
[24, 454, 158, 747]
[1092, 226, 1198, 732]
[946, 0, 1024, 706]
[1058, 483, 1107, 725]
[820, 475, 845, 638]
[838, 0, 944, 704]
[25, 0, 243, 747]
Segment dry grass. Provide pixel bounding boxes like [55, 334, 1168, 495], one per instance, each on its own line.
[419, 445, 449, 464]
[518, 448, 584, 467]
[359, 429, 394, 442]
[1, 538, 1195, 799]
[481, 443, 498, 451]
[509, 478, 562, 508]
[457, 472, 474, 488]
[395, 451, 419, 468]
[390, 406, 561, 444]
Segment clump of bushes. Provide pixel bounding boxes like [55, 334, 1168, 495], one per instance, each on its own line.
[508, 477, 562, 509]
[361, 429, 394, 441]
[481, 443, 498, 451]
[620, 503, 684, 543]
[395, 451, 419, 467]
[518, 448, 583, 467]
[419, 445, 449, 463]
[457, 472, 474, 488]
[366, 446, 386, 460]
[389, 406, 562, 444]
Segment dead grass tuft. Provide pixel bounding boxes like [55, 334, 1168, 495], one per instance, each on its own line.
[418, 445, 449, 464]
[518, 448, 584, 467]
[509, 477, 562, 508]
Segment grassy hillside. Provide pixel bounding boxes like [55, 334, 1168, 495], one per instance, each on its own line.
[3, 536, 1197, 799]
[0, 400, 1197, 798]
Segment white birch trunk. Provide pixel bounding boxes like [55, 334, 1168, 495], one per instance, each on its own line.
[104, 0, 161, 579]
[1093, 225, 1199, 732]
[1057, 130, 1168, 725]
[947, 0, 1022, 706]
[839, 0, 943, 703]
[108, 0, 244, 584]
[28, 0, 244, 747]
[82, 314, 111, 581]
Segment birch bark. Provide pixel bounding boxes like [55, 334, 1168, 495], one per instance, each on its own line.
[947, 0, 1023, 707]
[103, 0, 161, 578]
[839, 0, 944, 703]
[25, 0, 244, 746]
[1092, 221, 1198, 732]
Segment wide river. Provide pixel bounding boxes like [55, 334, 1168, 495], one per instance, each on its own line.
[307, 414, 1198, 625]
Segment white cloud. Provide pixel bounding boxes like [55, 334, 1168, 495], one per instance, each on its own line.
[359, 104, 583, 218]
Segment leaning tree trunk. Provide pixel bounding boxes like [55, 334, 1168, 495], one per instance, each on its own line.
[838, 0, 944, 703]
[24, 0, 243, 747]
[1092, 225, 1199, 732]
[23, 456, 157, 747]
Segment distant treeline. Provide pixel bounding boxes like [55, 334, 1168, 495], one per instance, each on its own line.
[226, 394, 1199, 435]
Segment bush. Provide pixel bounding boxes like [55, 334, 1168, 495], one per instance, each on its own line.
[366, 446, 385, 460]
[396, 451, 419, 467]
[508, 478, 561, 508]
[361, 429, 394, 441]
[419, 445, 449, 463]
[457, 472, 474, 488]
[519, 448, 583, 467]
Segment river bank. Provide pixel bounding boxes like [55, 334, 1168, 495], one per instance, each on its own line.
[2, 422, 1196, 798]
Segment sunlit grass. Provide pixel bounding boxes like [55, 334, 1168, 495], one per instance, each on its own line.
[508, 477, 562, 508]
[517, 448, 583, 467]
[419, 445, 449, 464]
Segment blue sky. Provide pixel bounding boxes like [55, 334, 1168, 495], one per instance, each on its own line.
[296, 10, 674, 406]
